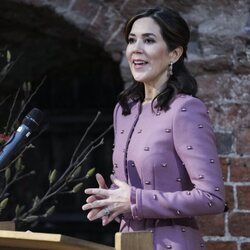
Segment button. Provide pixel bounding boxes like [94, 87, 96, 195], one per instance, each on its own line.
[186, 191, 191, 195]
[181, 228, 186, 232]
[176, 178, 182, 182]
[145, 181, 151, 185]
[210, 159, 215, 163]
[137, 129, 142, 133]
[153, 194, 157, 200]
[114, 163, 118, 168]
[161, 163, 167, 167]
[176, 210, 181, 215]
[144, 147, 150, 151]
[198, 175, 204, 179]
[181, 107, 187, 112]
[166, 245, 172, 249]
[187, 146, 193, 150]
[215, 187, 220, 191]
[120, 130, 124, 134]
[165, 129, 171, 133]
[198, 124, 203, 128]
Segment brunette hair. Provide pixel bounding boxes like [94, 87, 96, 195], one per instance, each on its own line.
[119, 7, 198, 115]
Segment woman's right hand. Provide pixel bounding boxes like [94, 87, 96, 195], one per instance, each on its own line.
[83, 173, 108, 224]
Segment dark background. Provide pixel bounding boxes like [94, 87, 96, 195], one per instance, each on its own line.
[0, 0, 123, 245]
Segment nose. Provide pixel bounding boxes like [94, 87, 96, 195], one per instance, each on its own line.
[132, 40, 143, 54]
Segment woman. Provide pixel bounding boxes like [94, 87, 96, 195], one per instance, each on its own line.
[82, 7, 226, 250]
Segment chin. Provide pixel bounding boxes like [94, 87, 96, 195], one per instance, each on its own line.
[132, 75, 147, 83]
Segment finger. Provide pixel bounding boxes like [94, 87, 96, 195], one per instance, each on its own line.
[86, 195, 97, 203]
[85, 188, 109, 196]
[91, 207, 112, 221]
[103, 211, 120, 226]
[82, 199, 109, 210]
[96, 173, 108, 189]
[86, 194, 105, 203]
[87, 208, 102, 220]
[102, 215, 108, 226]
[110, 174, 126, 187]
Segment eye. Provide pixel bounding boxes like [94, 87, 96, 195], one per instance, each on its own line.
[144, 38, 155, 44]
[128, 37, 136, 44]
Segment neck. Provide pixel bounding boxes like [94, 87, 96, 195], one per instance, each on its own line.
[143, 81, 167, 101]
[143, 74, 169, 101]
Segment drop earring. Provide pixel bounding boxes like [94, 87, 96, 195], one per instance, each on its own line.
[169, 61, 173, 76]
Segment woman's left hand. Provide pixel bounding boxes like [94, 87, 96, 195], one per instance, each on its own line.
[82, 175, 131, 225]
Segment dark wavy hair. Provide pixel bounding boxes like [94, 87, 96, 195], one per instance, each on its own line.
[119, 7, 198, 115]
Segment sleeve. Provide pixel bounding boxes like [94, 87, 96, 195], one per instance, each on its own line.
[130, 98, 225, 219]
[110, 103, 120, 190]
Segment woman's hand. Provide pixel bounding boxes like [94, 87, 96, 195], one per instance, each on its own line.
[82, 173, 108, 223]
[82, 175, 131, 226]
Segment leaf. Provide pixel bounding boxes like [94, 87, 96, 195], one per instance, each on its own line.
[27, 81, 32, 92]
[45, 205, 55, 217]
[49, 169, 57, 185]
[0, 198, 9, 210]
[22, 81, 27, 92]
[32, 196, 40, 209]
[5, 168, 11, 183]
[15, 158, 22, 171]
[24, 215, 39, 223]
[72, 183, 83, 193]
[6, 50, 11, 63]
[85, 168, 95, 178]
[15, 204, 20, 217]
[71, 166, 82, 179]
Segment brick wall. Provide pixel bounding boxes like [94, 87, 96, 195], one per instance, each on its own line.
[11, 0, 250, 249]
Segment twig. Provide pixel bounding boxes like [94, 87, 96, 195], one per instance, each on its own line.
[73, 124, 113, 168]
[18, 124, 112, 220]
[0, 54, 22, 84]
[0, 95, 11, 107]
[51, 112, 103, 190]
[70, 111, 101, 166]
[4, 88, 20, 134]
[11, 76, 47, 133]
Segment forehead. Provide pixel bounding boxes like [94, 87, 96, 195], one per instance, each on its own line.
[130, 17, 161, 36]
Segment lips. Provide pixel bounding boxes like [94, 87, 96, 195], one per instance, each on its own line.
[133, 59, 148, 65]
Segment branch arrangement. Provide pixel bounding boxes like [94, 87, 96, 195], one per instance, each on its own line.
[0, 49, 113, 227]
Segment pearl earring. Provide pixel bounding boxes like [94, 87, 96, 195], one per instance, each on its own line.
[169, 61, 173, 76]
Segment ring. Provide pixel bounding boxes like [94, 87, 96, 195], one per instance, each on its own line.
[103, 207, 110, 216]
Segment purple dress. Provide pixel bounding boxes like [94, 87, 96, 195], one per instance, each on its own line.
[112, 94, 225, 250]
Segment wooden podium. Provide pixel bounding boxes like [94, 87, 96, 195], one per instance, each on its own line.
[0, 222, 153, 250]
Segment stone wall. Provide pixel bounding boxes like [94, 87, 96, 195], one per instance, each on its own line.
[5, 0, 250, 249]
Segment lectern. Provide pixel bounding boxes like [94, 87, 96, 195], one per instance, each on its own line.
[0, 222, 153, 250]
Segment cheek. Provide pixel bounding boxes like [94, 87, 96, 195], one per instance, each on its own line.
[152, 50, 170, 68]
[125, 46, 131, 61]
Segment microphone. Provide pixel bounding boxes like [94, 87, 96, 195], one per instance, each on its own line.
[0, 108, 43, 169]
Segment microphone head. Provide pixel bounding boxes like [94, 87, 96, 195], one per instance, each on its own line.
[22, 108, 43, 131]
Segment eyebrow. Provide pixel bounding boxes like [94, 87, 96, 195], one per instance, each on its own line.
[128, 33, 157, 38]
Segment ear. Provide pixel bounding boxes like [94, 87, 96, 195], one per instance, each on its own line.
[169, 46, 183, 63]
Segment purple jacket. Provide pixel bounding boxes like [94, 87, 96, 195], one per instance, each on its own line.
[112, 95, 225, 250]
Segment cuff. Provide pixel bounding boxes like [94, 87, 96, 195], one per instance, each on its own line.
[130, 186, 142, 220]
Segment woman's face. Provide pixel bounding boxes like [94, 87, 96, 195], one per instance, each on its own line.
[126, 17, 171, 87]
